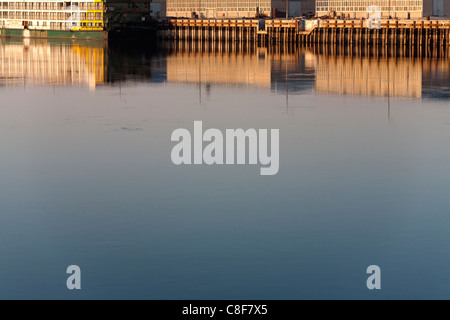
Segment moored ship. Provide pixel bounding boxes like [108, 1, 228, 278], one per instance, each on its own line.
[0, 0, 107, 39]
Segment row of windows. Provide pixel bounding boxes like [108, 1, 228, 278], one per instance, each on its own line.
[169, 8, 271, 10]
[317, 7, 422, 11]
[167, 0, 272, 11]
[316, 0, 423, 10]
[0, 2, 102, 10]
[316, 0, 422, 5]
[0, 20, 103, 27]
[0, 11, 102, 19]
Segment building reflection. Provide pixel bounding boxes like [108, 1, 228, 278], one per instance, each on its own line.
[422, 57, 450, 99]
[310, 44, 449, 100]
[315, 53, 423, 98]
[270, 46, 316, 94]
[0, 39, 449, 100]
[165, 44, 271, 88]
[164, 42, 316, 92]
[0, 39, 105, 90]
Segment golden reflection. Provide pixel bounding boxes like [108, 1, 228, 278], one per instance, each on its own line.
[310, 43, 449, 99]
[166, 46, 271, 88]
[165, 42, 442, 99]
[0, 39, 105, 89]
[0, 39, 448, 99]
[315, 54, 422, 98]
[165, 43, 318, 90]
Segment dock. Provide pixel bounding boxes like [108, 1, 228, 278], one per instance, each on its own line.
[158, 19, 450, 48]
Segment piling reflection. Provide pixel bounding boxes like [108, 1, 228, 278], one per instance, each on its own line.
[0, 38, 449, 100]
[166, 47, 271, 88]
[310, 43, 450, 99]
[165, 41, 316, 92]
[0, 38, 105, 90]
[314, 47, 423, 98]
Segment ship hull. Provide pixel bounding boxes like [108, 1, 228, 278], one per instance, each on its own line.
[0, 28, 107, 40]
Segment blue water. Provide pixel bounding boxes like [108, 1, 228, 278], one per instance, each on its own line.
[0, 40, 450, 299]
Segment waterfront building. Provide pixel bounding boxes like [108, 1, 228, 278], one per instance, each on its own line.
[423, 0, 450, 17]
[166, 0, 315, 18]
[316, 0, 424, 19]
[0, 0, 106, 38]
[149, 0, 166, 17]
[0, 0, 166, 39]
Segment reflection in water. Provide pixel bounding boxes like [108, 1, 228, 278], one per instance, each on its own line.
[0, 39, 105, 90]
[422, 57, 450, 100]
[315, 52, 423, 98]
[312, 45, 450, 99]
[166, 47, 271, 88]
[0, 39, 449, 100]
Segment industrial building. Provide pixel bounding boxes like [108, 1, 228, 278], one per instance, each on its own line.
[163, 0, 449, 20]
[165, 0, 315, 18]
[316, 0, 423, 19]
[105, 0, 166, 20]
[423, 0, 450, 17]
[123, 0, 448, 20]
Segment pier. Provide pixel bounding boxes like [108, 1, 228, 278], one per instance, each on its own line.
[159, 19, 450, 48]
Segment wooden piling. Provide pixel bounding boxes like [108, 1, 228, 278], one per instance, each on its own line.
[162, 18, 450, 52]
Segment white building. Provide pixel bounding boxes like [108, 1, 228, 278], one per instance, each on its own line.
[166, 0, 315, 18]
[316, 0, 424, 19]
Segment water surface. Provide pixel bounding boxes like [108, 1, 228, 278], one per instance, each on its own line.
[0, 38, 450, 299]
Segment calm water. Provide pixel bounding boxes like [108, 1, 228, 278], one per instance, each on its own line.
[1, 38, 450, 299]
